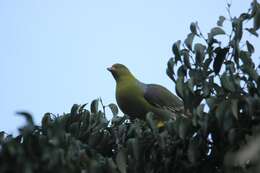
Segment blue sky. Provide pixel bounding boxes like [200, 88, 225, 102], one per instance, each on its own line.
[0, 0, 259, 134]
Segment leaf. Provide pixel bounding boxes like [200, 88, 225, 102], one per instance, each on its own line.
[127, 138, 140, 161]
[240, 50, 253, 66]
[70, 104, 79, 116]
[225, 61, 235, 73]
[106, 158, 118, 173]
[220, 73, 236, 92]
[177, 65, 187, 78]
[204, 57, 213, 70]
[0, 131, 5, 143]
[206, 96, 218, 110]
[146, 112, 158, 134]
[69, 122, 80, 136]
[217, 16, 226, 26]
[79, 103, 88, 113]
[178, 116, 192, 139]
[116, 148, 127, 173]
[233, 17, 243, 41]
[196, 104, 205, 117]
[190, 22, 197, 34]
[111, 115, 127, 126]
[184, 33, 195, 50]
[215, 101, 227, 127]
[239, 13, 251, 21]
[187, 137, 201, 164]
[166, 57, 175, 81]
[241, 64, 259, 81]
[41, 113, 52, 129]
[213, 47, 229, 74]
[194, 43, 206, 65]
[202, 83, 210, 97]
[254, 6, 260, 30]
[176, 77, 184, 99]
[187, 78, 194, 93]
[16, 111, 34, 125]
[210, 27, 225, 36]
[108, 103, 119, 116]
[88, 131, 102, 147]
[231, 99, 238, 119]
[246, 40, 255, 54]
[172, 40, 181, 61]
[182, 49, 191, 69]
[245, 28, 259, 37]
[90, 99, 99, 114]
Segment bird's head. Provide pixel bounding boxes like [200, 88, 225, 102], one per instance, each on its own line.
[107, 63, 133, 82]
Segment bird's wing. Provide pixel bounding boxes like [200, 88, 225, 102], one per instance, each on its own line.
[143, 84, 185, 115]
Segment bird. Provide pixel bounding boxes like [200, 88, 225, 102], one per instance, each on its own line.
[107, 63, 188, 124]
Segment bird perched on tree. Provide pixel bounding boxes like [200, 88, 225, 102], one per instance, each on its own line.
[107, 63, 188, 123]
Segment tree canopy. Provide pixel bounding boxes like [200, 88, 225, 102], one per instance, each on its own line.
[1, 1, 260, 173]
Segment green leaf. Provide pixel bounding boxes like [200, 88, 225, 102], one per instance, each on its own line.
[106, 158, 118, 173]
[241, 64, 259, 81]
[231, 99, 238, 119]
[210, 27, 225, 36]
[188, 137, 201, 164]
[190, 22, 197, 34]
[16, 111, 34, 125]
[182, 49, 191, 69]
[217, 16, 225, 26]
[69, 122, 80, 136]
[108, 103, 119, 116]
[146, 112, 158, 134]
[245, 28, 259, 37]
[202, 82, 210, 97]
[184, 33, 195, 50]
[176, 77, 184, 99]
[178, 116, 192, 139]
[91, 99, 99, 113]
[213, 47, 229, 74]
[239, 13, 251, 21]
[215, 101, 227, 126]
[233, 17, 243, 41]
[240, 50, 253, 66]
[246, 40, 255, 54]
[166, 58, 175, 81]
[172, 40, 181, 61]
[220, 73, 236, 92]
[194, 43, 206, 65]
[41, 113, 52, 129]
[187, 78, 194, 93]
[127, 138, 140, 161]
[70, 104, 79, 116]
[206, 96, 218, 110]
[225, 61, 236, 73]
[88, 131, 102, 147]
[254, 5, 260, 30]
[177, 65, 187, 78]
[116, 148, 127, 173]
[111, 115, 127, 126]
[204, 57, 213, 70]
[79, 103, 88, 113]
[196, 104, 205, 117]
[0, 131, 5, 143]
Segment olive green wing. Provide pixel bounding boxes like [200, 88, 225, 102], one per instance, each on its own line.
[143, 84, 185, 115]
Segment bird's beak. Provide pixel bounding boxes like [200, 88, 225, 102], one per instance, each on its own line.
[107, 66, 115, 72]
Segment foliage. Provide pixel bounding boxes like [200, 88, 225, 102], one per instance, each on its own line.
[1, 1, 260, 173]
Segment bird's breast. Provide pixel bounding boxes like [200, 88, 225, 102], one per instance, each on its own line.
[116, 81, 147, 118]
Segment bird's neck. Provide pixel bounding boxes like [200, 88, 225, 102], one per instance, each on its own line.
[116, 72, 138, 83]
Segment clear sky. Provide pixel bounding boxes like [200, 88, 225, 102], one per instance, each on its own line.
[1, 0, 259, 134]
